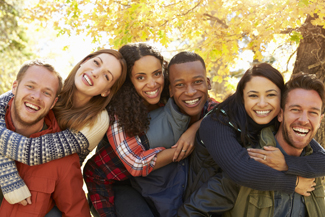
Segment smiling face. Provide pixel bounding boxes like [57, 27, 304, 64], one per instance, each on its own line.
[169, 61, 210, 121]
[276, 88, 324, 155]
[74, 53, 122, 102]
[11, 65, 59, 129]
[130, 55, 164, 106]
[243, 76, 281, 125]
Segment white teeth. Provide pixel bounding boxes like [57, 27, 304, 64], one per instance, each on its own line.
[25, 103, 40, 111]
[83, 74, 93, 86]
[185, 98, 199, 105]
[145, 89, 158, 96]
[293, 127, 309, 134]
[255, 110, 271, 115]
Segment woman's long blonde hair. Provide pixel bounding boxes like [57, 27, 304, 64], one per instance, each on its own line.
[53, 49, 127, 131]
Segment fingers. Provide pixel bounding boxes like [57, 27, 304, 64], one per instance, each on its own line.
[26, 196, 32, 205]
[173, 143, 194, 162]
[247, 148, 266, 155]
[19, 199, 27, 206]
[172, 143, 182, 162]
[263, 146, 278, 151]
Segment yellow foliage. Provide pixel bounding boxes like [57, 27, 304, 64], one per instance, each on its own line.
[23, 0, 325, 75]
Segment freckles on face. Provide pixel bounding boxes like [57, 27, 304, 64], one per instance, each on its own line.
[243, 76, 281, 125]
[130, 55, 164, 105]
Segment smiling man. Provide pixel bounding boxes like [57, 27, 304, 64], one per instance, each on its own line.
[83, 51, 217, 217]
[0, 60, 90, 217]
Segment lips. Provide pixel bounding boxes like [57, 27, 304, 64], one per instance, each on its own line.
[183, 97, 201, 107]
[255, 110, 271, 116]
[144, 88, 160, 98]
[292, 127, 310, 137]
[83, 74, 93, 86]
[25, 102, 40, 111]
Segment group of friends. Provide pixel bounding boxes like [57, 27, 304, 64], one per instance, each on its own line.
[0, 42, 324, 217]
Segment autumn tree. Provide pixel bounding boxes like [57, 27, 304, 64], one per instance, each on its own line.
[0, 0, 34, 94]
[26, 0, 325, 145]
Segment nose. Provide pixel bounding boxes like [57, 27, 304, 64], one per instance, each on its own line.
[31, 90, 41, 101]
[147, 78, 157, 88]
[257, 97, 267, 108]
[91, 69, 100, 78]
[185, 85, 197, 96]
[298, 111, 309, 125]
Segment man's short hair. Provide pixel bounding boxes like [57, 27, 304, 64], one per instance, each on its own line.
[282, 72, 325, 113]
[168, 51, 206, 72]
[16, 59, 63, 96]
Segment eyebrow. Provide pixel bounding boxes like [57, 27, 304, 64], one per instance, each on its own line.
[247, 89, 279, 94]
[172, 75, 204, 84]
[98, 56, 114, 81]
[134, 69, 161, 76]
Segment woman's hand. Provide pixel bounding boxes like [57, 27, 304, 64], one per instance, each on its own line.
[295, 176, 316, 196]
[18, 196, 32, 206]
[247, 146, 288, 171]
[172, 120, 203, 162]
[172, 129, 195, 162]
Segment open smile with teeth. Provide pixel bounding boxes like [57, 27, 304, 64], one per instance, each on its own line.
[292, 127, 310, 137]
[25, 102, 40, 111]
[83, 74, 93, 86]
[184, 98, 200, 105]
[145, 89, 159, 96]
[255, 110, 271, 115]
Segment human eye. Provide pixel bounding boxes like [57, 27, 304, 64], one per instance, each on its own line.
[248, 94, 258, 98]
[154, 71, 162, 77]
[94, 59, 100, 66]
[44, 91, 51, 96]
[105, 74, 109, 81]
[175, 83, 184, 87]
[26, 85, 33, 89]
[137, 76, 145, 81]
[194, 80, 203, 84]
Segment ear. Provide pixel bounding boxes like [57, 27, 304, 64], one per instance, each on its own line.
[50, 97, 59, 109]
[12, 80, 18, 95]
[101, 89, 111, 97]
[169, 84, 173, 98]
[277, 108, 284, 123]
[207, 77, 211, 90]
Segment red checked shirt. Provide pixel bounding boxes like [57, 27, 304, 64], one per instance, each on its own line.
[83, 99, 217, 217]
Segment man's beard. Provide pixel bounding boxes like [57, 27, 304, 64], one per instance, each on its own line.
[281, 116, 314, 149]
[13, 97, 46, 127]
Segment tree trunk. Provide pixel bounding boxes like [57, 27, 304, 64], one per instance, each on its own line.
[292, 14, 325, 147]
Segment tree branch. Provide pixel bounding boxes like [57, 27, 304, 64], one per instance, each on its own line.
[203, 13, 228, 28]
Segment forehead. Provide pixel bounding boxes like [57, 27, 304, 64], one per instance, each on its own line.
[286, 88, 322, 109]
[132, 55, 161, 75]
[244, 76, 279, 92]
[169, 61, 206, 82]
[21, 65, 59, 91]
[94, 53, 121, 70]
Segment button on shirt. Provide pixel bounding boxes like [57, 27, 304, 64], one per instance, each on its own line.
[273, 138, 307, 217]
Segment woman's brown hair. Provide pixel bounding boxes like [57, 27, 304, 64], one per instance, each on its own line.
[53, 49, 127, 131]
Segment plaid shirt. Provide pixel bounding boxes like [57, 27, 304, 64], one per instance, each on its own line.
[83, 99, 217, 217]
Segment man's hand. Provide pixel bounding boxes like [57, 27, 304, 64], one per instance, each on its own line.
[295, 176, 316, 196]
[18, 196, 32, 206]
[247, 146, 288, 171]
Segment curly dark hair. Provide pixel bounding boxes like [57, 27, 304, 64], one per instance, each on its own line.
[212, 63, 285, 147]
[107, 43, 169, 137]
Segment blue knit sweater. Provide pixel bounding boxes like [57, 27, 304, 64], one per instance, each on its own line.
[0, 91, 89, 203]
